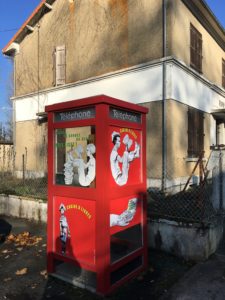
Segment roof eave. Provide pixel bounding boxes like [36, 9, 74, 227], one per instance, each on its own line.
[181, 0, 225, 51]
[2, 0, 56, 56]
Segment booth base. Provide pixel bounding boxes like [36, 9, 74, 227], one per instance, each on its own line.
[50, 262, 96, 293]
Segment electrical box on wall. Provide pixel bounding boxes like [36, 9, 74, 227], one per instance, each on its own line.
[45, 95, 148, 295]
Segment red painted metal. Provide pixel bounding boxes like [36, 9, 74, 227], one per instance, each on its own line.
[46, 94, 148, 295]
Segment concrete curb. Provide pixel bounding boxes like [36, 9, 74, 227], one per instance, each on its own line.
[148, 218, 224, 262]
[0, 194, 47, 223]
[1, 194, 222, 262]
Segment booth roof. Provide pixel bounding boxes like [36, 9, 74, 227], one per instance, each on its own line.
[45, 94, 149, 114]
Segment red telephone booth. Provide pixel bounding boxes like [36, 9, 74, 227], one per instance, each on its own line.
[45, 95, 148, 295]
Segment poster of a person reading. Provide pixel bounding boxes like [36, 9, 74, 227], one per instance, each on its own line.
[64, 143, 96, 187]
[110, 130, 140, 186]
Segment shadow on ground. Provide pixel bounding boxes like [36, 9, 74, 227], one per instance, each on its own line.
[0, 218, 12, 243]
[40, 250, 193, 300]
[0, 216, 193, 300]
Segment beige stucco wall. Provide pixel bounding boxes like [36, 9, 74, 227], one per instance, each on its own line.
[15, 121, 47, 174]
[166, 99, 211, 179]
[143, 100, 212, 181]
[142, 101, 163, 180]
[0, 144, 14, 172]
[14, 0, 163, 96]
[13, 100, 212, 180]
[169, 0, 224, 88]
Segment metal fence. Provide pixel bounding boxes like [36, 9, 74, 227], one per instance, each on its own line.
[0, 142, 225, 222]
[0, 173, 47, 200]
[0, 144, 47, 200]
[148, 148, 225, 224]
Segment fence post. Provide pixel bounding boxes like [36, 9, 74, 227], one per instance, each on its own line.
[219, 150, 222, 210]
[22, 154, 25, 183]
[221, 150, 225, 211]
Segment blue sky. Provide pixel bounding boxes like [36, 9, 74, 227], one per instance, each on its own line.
[0, 0, 224, 124]
[0, 0, 40, 124]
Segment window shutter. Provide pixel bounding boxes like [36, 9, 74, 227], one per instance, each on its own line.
[55, 45, 66, 86]
[190, 24, 202, 73]
[188, 108, 204, 157]
[190, 26, 195, 68]
[188, 108, 194, 157]
[196, 111, 204, 155]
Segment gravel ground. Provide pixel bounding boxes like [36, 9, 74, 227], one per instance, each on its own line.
[0, 216, 193, 300]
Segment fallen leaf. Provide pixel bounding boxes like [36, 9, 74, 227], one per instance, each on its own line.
[3, 277, 12, 282]
[16, 247, 23, 252]
[22, 232, 30, 237]
[40, 270, 48, 279]
[6, 232, 42, 247]
[15, 268, 28, 275]
[2, 249, 11, 254]
[7, 234, 15, 241]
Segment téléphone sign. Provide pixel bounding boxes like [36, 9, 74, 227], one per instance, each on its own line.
[109, 107, 141, 124]
[55, 107, 95, 122]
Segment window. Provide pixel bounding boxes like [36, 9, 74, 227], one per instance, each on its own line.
[53, 45, 66, 86]
[188, 107, 204, 157]
[190, 24, 202, 73]
[55, 126, 96, 187]
[222, 59, 225, 89]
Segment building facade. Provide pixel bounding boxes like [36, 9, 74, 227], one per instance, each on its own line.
[2, 0, 225, 190]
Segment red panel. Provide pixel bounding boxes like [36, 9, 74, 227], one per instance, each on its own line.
[53, 196, 95, 266]
[45, 94, 148, 115]
[110, 196, 142, 235]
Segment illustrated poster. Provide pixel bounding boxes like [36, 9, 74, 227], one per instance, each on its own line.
[110, 196, 142, 235]
[109, 127, 142, 187]
[53, 196, 95, 265]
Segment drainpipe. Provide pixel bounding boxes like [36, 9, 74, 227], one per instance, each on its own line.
[13, 56, 16, 149]
[162, 0, 167, 192]
[37, 23, 40, 114]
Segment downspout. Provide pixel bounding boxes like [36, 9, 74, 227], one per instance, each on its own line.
[37, 23, 40, 114]
[162, 0, 167, 191]
[13, 55, 16, 149]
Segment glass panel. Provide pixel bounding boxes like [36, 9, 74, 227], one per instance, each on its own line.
[110, 224, 143, 263]
[55, 126, 96, 187]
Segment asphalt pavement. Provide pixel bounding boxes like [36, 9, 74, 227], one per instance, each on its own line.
[0, 215, 225, 300]
[159, 219, 225, 300]
[0, 215, 192, 300]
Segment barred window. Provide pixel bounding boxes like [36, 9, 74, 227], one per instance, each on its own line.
[222, 59, 225, 89]
[190, 24, 202, 73]
[188, 107, 204, 157]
